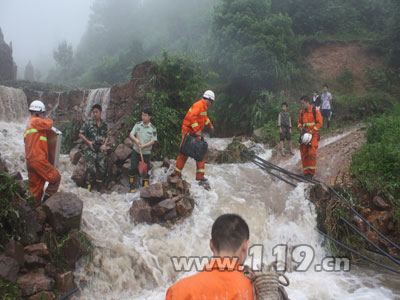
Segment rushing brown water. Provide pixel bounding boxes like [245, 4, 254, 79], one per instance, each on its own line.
[0, 90, 399, 300]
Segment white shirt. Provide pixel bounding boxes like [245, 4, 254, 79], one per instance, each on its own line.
[321, 92, 332, 110]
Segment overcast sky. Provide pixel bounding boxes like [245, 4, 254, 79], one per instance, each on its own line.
[0, 0, 94, 78]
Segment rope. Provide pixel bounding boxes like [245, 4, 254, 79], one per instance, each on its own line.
[244, 262, 290, 300]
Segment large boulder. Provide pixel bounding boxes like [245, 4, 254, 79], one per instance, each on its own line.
[114, 144, 132, 162]
[0, 254, 19, 282]
[42, 193, 83, 235]
[63, 231, 89, 267]
[24, 243, 49, 257]
[17, 268, 55, 296]
[4, 240, 25, 267]
[124, 137, 134, 149]
[130, 200, 152, 224]
[56, 271, 75, 295]
[151, 199, 176, 216]
[140, 183, 165, 202]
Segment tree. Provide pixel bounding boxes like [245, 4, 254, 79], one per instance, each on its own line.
[53, 41, 73, 68]
[24, 61, 35, 81]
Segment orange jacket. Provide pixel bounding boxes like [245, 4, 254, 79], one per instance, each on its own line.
[24, 116, 53, 162]
[297, 107, 323, 134]
[165, 258, 253, 300]
[182, 99, 213, 134]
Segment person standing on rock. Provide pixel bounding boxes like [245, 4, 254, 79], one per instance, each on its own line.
[24, 100, 61, 206]
[278, 102, 294, 156]
[128, 108, 157, 193]
[297, 96, 323, 179]
[320, 85, 333, 129]
[166, 214, 253, 300]
[172, 90, 215, 182]
[78, 104, 109, 192]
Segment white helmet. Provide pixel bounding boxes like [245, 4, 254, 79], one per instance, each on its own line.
[301, 133, 312, 145]
[29, 100, 46, 112]
[203, 90, 215, 101]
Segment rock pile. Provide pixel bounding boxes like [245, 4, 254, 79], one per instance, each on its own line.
[0, 166, 91, 299]
[130, 175, 194, 225]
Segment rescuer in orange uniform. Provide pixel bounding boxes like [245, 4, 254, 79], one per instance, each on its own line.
[165, 214, 253, 300]
[24, 100, 61, 206]
[173, 90, 215, 181]
[297, 95, 323, 179]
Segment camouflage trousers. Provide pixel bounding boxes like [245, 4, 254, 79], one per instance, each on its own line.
[85, 149, 106, 184]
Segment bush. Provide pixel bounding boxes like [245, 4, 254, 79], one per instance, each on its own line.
[59, 120, 84, 154]
[350, 115, 400, 220]
[0, 279, 22, 300]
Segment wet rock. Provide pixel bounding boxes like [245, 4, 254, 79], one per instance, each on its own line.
[130, 200, 152, 224]
[114, 144, 132, 162]
[24, 254, 47, 269]
[28, 291, 55, 300]
[5, 240, 25, 267]
[140, 183, 165, 201]
[17, 268, 55, 296]
[110, 184, 130, 194]
[176, 179, 184, 191]
[45, 263, 57, 279]
[0, 254, 19, 282]
[310, 184, 331, 202]
[176, 199, 193, 217]
[56, 271, 75, 294]
[122, 159, 131, 175]
[151, 199, 176, 216]
[35, 206, 47, 225]
[10, 171, 22, 180]
[63, 231, 87, 267]
[372, 196, 391, 211]
[21, 203, 42, 244]
[24, 243, 49, 258]
[162, 157, 171, 169]
[164, 208, 178, 220]
[42, 192, 83, 235]
[71, 157, 86, 187]
[69, 148, 82, 165]
[124, 137, 134, 149]
[0, 153, 8, 172]
[367, 211, 393, 235]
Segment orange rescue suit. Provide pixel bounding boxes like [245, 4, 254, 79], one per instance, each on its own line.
[174, 99, 213, 179]
[297, 107, 323, 176]
[24, 116, 61, 205]
[165, 258, 253, 300]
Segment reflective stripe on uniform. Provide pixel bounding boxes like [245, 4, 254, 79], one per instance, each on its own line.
[314, 126, 319, 131]
[303, 122, 316, 126]
[303, 166, 316, 170]
[96, 179, 103, 183]
[39, 136, 47, 142]
[298, 124, 302, 128]
[175, 167, 182, 172]
[24, 128, 38, 138]
[189, 108, 192, 112]
[196, 169, 205, 173]
[205, 119, 210, 125]
[200, 112, 207, 116]
[191, 123, 199, 128]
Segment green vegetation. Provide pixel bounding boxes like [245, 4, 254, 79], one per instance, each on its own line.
[0, 173, 27, 247]
[119, 52, 206, 159]
[59, 120, 84, 154]
[0, 279, 22, 300]
[350, 116, 400, 220]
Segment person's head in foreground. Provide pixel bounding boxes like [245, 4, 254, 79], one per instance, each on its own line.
[210, 213, 250, 265]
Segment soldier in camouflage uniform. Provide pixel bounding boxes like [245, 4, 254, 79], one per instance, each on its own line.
[78, 104, 109, 191]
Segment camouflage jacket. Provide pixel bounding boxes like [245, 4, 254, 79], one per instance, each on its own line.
[80, 118, 108, 151]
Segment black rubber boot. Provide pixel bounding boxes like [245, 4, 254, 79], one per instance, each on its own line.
[95, 179, 103, 192]
[129, 175, 136, 193]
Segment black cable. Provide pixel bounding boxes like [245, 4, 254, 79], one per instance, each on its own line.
[245, 150, 400, 252]
[340, 217, 400, 266]
[318, 230, 400, 275]
[58, 287, 79, 300]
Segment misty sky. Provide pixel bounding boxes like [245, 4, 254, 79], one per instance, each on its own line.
[0, 0, 94, 78]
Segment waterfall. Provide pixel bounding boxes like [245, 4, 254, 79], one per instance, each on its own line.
[84, 88, 111, 120]
[0, 85, 29, 121]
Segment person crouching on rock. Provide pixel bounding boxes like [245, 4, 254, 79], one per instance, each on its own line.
[78, 104, 109, 192]
[128, 108, 158, 193]
[166, 213, 253, 300]
[24, 100, 61, 206]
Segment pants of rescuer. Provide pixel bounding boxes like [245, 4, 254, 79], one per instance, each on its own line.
[299, 133, 319, 176]
[173, 128, 206, 180]
[27, 159, 61, 205]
